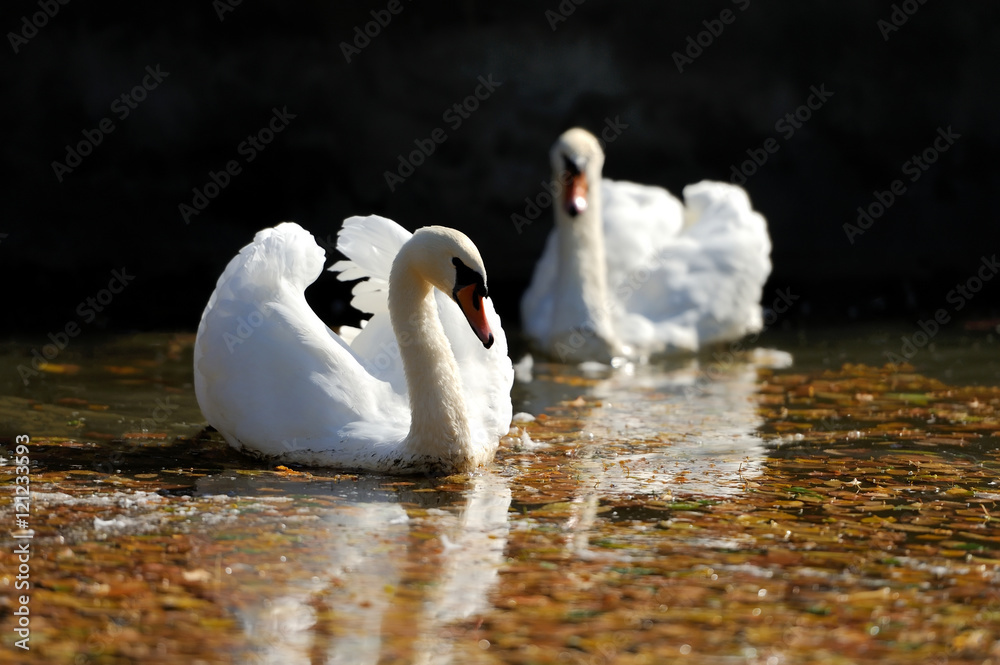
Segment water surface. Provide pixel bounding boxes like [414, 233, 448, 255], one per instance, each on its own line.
[1, 326, 998, 664]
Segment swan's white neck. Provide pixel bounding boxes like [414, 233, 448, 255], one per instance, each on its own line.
[550, 177, 621, 361]
[387, 252, 475, 471]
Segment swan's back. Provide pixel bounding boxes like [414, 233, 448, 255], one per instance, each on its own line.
[194, 223, 402, 456]
[601, 179, 686, 285]
[208, 223, 325, 303]
[604, 179, 771, 350]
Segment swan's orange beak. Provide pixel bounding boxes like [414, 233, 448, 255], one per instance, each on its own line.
[456, 284, 494, 349]
[564, 173, 588, 217]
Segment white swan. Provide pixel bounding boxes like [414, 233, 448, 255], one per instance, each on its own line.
[193, 216, 514, 474]
[521, 127, 772, 362]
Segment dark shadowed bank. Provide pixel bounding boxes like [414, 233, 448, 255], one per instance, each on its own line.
[1, 1, 998, 333]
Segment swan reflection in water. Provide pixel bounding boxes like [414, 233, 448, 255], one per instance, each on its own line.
[186, 351, 779, 662]
[193, 472, 511, 665]
[513, 351, 786, 558]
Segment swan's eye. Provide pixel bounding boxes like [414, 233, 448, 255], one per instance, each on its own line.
[452, 257, 488, 299]
[563, 154, 582, 177]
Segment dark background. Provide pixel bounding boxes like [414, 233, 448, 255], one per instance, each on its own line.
[2, 1, 998, 335]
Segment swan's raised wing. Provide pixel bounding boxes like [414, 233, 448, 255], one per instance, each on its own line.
[329, 215, 413, 394]
[604, 180, 772, 351]
[330, 215, 412, 316]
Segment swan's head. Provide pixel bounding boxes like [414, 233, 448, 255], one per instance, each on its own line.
[550, 127, 605, 218]
[409, 226, 495, 349]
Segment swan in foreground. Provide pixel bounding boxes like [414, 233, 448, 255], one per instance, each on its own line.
[194, 216, 514, 474]
[521, 127, 772, 362]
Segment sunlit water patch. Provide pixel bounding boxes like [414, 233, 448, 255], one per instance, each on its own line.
[511, 356, 773, 498]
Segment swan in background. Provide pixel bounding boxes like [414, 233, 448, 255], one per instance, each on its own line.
[521, 127, 772, 362]
[194, 216, 514, 473]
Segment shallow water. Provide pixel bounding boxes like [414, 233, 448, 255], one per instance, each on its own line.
[1, 326, 999, 664]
